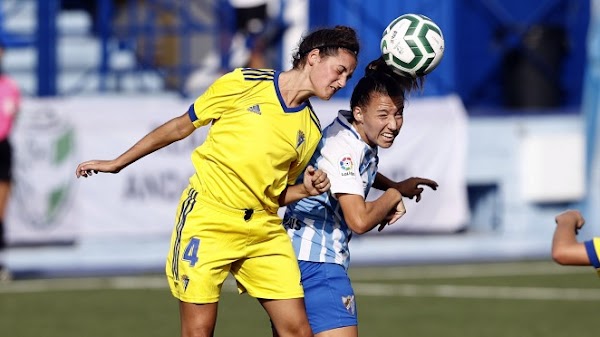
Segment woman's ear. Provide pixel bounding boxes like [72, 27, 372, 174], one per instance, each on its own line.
[307, 49, 320, 66]
[353, 107, 363, 122]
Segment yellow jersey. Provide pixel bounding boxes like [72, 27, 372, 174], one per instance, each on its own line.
[187, 68, 322, 213]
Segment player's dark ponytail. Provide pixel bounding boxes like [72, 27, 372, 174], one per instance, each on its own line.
[350, 56, 424, 112]
[364, 56, 424, 93]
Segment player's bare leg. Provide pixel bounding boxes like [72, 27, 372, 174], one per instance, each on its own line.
[260, 298, 313, 337]
[315, 326, 358, 337]
[271, 320, 357, 337]
[179, 301, 218, 337]
[0, 181, 9, 222]
[0, 180, 9, 281]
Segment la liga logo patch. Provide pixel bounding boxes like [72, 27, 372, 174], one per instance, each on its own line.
[339, 155, 355, 177]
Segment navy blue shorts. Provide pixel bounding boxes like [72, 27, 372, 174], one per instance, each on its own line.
[299, 260, 357, 334]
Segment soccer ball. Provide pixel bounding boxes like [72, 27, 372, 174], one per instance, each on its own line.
[380, 14, 445, 78]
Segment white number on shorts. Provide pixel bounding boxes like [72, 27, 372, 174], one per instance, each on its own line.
[182, 237, 200, 267]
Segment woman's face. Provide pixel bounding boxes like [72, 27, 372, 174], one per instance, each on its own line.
[309, 49, 357, 100]
[353, 92, 405, 148]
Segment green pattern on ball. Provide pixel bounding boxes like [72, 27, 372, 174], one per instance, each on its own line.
[380, 13, 444, 78]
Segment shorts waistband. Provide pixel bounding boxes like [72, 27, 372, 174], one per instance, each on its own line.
[195, 192, 270, 221]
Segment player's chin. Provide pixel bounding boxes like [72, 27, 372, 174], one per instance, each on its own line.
[378, 138, 395, 148]
[318, 87, 338, 100]
[318, 93, 334, 101]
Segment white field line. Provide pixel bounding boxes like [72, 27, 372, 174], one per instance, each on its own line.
[2, 277, 598, 302]
[350, 261, 591, 281]
[0, 276, 168, 293]
[0, 262, 596, 302]
[352, 282, 600, 301]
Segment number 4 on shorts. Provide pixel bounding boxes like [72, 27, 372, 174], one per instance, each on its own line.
[182, 237, 200, 267]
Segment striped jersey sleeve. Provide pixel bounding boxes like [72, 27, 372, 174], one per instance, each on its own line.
[584, 237, 600, 277]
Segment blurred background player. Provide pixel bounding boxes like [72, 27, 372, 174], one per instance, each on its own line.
[76, 25, 359, 337]
[551, 209, 600, 276]
[0, 40, 21, 279]
[280, 57, 437, 337]
[221, 0, 286, 70]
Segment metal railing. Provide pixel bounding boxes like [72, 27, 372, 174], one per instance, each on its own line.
[0, 0, 279, 97]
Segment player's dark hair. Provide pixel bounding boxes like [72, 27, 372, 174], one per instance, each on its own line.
[350, 57, 424, 111]
[292, 25, 360, 69]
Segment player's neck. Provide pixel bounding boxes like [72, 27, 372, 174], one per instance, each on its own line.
[278, 70, 312, 107]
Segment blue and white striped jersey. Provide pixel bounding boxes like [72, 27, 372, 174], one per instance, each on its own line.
[284, 110, 379, 270]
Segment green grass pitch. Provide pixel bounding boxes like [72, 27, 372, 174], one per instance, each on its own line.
[1, 261, 598, 337]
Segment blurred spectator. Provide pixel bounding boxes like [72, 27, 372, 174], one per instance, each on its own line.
[222, 0, 287, 70]
[0, 40, 21, 279]
[187, 0, 287, 95]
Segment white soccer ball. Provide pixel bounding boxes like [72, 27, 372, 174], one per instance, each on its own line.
[380, 14, 445, 78]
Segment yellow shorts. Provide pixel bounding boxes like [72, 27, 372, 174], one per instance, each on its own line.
[165, 186, 304, 303]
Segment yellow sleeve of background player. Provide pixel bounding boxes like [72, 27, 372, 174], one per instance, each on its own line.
[187, 69, 245, 128]
[591, 238, 600, 277]
[584, 237, 600, 277]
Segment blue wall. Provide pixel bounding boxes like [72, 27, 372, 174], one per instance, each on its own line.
[308, 0, 590, 109]
[308, 0, 453, 99]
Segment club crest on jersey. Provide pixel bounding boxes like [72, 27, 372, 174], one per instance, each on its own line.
[339, 155, 355, 177]
[296, 130, 305, 148]
[182, 275, 190, 292]
[341, 295, 356, 315]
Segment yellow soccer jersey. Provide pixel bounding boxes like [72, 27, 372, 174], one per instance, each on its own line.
[187, 68, 322, 213]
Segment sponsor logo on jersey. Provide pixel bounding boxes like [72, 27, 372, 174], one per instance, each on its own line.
[247, 104, 261, 114]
